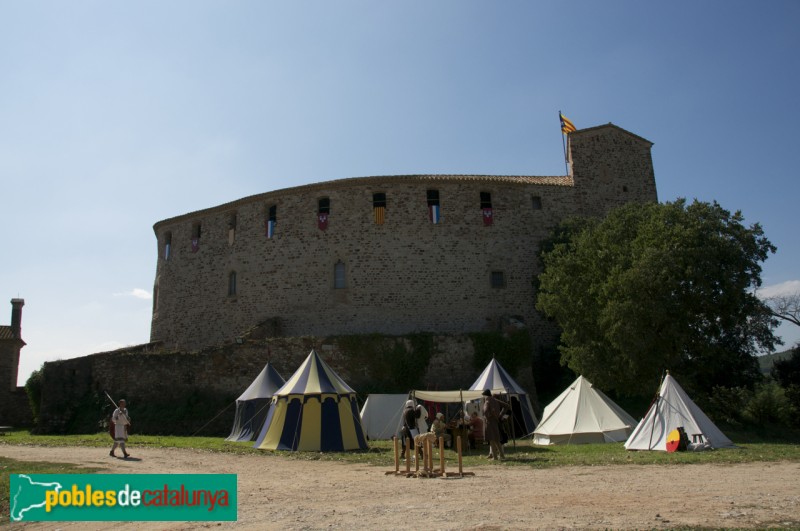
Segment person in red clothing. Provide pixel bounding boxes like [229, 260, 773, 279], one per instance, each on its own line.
[467, 411, 484, 449]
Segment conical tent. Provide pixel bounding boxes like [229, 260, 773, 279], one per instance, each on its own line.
[226, 363, 285, 442]
[469, 358, 539, 437]
[533, 375, 637, 445]
[254, 350, 368, 451]
[359, 394, 407, 440]
[625, 373, 734, 451]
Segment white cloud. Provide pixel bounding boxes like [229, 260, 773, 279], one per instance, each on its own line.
[758, 280, 800, 299]
[114, 288, 152, 300]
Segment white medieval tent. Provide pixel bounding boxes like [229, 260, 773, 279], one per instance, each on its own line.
[469, 358, 539, 438]
[226, 362, 285, 442]
[254, 349, 368, 451]
[533, 375, 637, 445]
[624, 372, 734, 451]
[359, 394, 408, 440]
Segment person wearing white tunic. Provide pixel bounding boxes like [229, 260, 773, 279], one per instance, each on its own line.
[110, 399, 131, 458]
[415, 404, 429, 436]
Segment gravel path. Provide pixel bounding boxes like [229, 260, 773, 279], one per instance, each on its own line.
[3, 444, 799, 530]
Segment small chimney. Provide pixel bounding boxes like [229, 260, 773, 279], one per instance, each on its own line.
[10, 298, 24, 339]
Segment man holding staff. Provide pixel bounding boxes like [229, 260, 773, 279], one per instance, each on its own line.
[110, 398, 132, 459]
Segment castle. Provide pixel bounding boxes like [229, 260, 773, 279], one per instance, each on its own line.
[150, 123, 657, 351]
[16, 122, 658, 434]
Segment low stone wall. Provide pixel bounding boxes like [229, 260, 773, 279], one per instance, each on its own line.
[35, 332, 539, 435]
[0, 387, 33, 427]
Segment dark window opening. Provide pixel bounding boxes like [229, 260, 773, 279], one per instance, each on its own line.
[266, 205, 277, 238]
[153, 279, 160, 312]
[491, 271, 506, 289]
[191, 222, 201, 252]
[228, 212, 237, 245]
[427, 189, 440, 206]
[334, 261, 346, 289]
[228, 271, 237, 296]
[427, 189, 441, 224]
[531, 196, 542, 210]
[480, 192, 492, 209]
[318, 197, 330, 214]
[164, 231, 172, 260]
[373, 192, 386, 225]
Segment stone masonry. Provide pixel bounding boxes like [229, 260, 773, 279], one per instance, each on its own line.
[150, 124, 657, 352]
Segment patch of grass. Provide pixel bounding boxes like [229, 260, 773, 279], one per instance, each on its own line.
[0, 457, 102, 521]
[2, 428, 799, 470]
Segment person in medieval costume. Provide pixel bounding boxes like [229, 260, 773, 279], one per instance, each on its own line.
[400, 399, 420, 459]
[110, 399, 131, 459]
[415, 403, 429, 435]
[482, 390, 504, 460]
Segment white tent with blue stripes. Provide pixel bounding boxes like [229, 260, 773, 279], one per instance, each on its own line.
[226, 362, 285, 442]
[254, 350, 368, 451]
[469, 358, 539, 437]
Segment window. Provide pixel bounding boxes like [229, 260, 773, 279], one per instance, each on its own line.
[334, 260, 346, 289]
[531, 196, 542, 210]
[191, 222, 201, 252]
[373, 192, 386, 225]
[266, 205, 277, 238]
[480, 192, 493, 226]
[491, 271, 506, 289]
[153, 277, 160, 312]
[164, 231, 172, 260]
[228, 271, 237, 296]
[427, 189, 441, 224]
[318, 198, 330, 230]
[227, 212, 237, 245]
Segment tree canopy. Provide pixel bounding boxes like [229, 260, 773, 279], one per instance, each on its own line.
[536, 199, 778, 396]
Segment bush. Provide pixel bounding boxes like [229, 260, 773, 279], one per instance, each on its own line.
[705, 385, 751, 426]
[24, 369, 43, 426]
[745, 382, 793, 426]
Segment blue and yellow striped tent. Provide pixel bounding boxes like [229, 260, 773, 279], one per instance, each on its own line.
[253, 350, 368, 451]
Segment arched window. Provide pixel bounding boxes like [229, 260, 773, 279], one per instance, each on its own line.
[334, 261, 346, 289]
[228, 271, 237, 296]
[164, 231, 172, 260]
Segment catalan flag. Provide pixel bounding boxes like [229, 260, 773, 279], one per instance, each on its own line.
[560, 112, 576, 134]
[373, 206, 385, 225]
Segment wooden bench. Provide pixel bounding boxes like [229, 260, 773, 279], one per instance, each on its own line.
[0, 426, 13, 435]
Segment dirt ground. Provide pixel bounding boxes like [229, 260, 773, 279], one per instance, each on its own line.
[3, 444, 799, 530]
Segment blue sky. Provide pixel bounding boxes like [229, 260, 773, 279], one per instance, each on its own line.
[2, 1, 798, 385]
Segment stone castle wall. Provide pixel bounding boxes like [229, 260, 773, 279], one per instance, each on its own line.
[36, 334, 532, 435]
[27, 123, 657, 435]
[150, 124, 657, 352]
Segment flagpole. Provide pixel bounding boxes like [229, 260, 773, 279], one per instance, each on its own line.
[559, 110, 569, 175]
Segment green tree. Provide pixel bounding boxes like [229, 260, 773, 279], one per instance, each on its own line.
[772, 344, 800, 426]
[536, 199, 778, 396]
